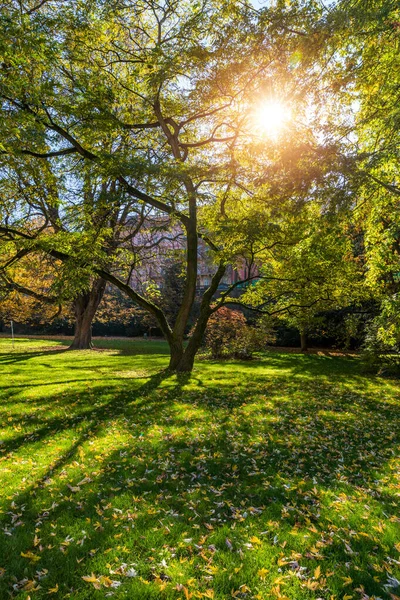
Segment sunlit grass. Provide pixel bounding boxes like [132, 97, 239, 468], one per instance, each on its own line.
[0, 338, 399, 599]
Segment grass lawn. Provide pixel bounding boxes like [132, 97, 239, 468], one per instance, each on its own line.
[0, 338, 399, 600]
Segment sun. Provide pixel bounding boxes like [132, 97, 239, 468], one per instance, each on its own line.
[252, 100, 291, 138]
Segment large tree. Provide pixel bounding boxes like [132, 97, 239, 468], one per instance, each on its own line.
[0, 0, 353, 370]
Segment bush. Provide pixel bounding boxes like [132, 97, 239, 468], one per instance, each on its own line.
[361, 295, 400, 375]
[204, 307, 274, 359]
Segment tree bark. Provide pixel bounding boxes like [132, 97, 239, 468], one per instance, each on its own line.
[168, 338, 185, 370]
[69, 278, 106, 350]
[175, 329, 203, 372]
[171, 189, 198, 342]
[171, 263, 227, 372]
[300, 329, 308, 352]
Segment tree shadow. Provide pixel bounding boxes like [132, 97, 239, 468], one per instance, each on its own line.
[0, 348, 70, 365]
[0, 354, 399, 598]
[0, 369, 172, 457]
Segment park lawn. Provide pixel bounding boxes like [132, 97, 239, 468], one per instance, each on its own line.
[0, 338, 399, 600]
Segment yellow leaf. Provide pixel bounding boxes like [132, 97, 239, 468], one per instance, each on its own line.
[314, 565, 321, 579]
[250, 536, 262, 545]
[305, 580, 320, 591]
[258, 568, 269, 580]
[153, 576, 167, 590]
[183, 588, 192, 600]
[21, 551, 41, 563]
[82, 573, 98, 583]
[23, 581, 41, 592]
[202, 590, 214, 598]
[99, 576, 113, 588]
[342, 576, 353, 586]
[47, 584, 59, 594]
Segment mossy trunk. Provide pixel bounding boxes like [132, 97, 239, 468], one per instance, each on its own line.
[69, 279, 106, 350]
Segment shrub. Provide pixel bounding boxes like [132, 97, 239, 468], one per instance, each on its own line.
[361, 295, 400, 375]
[204, 307, 274, 359]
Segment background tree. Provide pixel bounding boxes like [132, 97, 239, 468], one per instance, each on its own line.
[320, 0, 400, 367]
[0, 251, 65, 329]
[0, 152, 152, 348]
[234, 205, 362, 351]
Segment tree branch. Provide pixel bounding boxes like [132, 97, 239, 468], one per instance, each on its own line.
[95, 268, 173, 343]
[0, 274, 58, 304]
[219, 297, 330, 316]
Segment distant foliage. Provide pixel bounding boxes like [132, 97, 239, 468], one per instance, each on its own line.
[204, 307, 274, 359]
[361, 296, 400, 375]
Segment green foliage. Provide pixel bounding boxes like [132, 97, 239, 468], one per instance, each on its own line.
[229, 320, 276, 360]
[239, 204, 363, 347]
[1, 0, 399, 367]
[361, 295, 400, 375]
[319, 0, 400, 362]
[2, 0, 381, 368]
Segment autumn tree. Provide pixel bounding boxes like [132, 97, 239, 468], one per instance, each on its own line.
[0, 250, 66, 328]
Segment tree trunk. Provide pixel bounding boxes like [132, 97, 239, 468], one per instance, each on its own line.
[300, 329, 308, 352]
[174, 316, 208, 372]
[172, 217, 198, 340]
[170, 263, 227, 372]
[69, 279, 106, 350]
[168, 338, 185, 370]
[174, 344, 198, 372]
[167, 322, 204, 372]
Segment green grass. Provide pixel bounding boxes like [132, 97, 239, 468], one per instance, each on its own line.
[0, 338, 399, 600]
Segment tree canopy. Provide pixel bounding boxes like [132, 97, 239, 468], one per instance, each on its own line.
[1, 0, 399, 369]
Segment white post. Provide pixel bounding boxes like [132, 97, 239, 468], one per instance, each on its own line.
[10, 320, 14, 349]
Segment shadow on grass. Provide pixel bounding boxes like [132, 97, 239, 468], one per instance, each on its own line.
[0, 353, 399, 598]
[0, 348, 70, 365]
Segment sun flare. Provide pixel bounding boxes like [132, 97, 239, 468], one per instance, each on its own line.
[253, 101, 291, 138]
